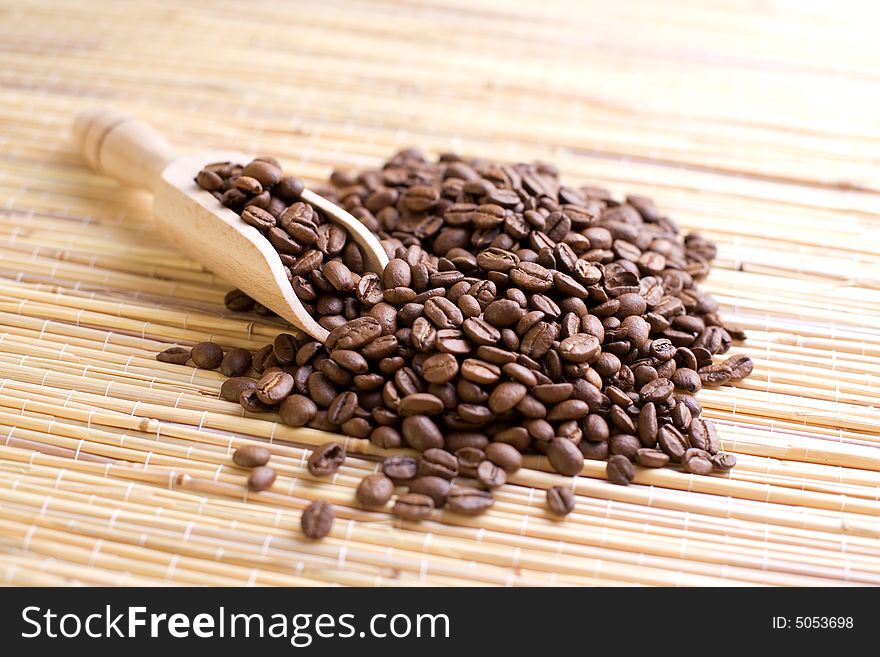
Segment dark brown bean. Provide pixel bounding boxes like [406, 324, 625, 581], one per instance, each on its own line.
[307, 442, 346, 476]
[157, 346, 190, 365]
[546, 486, 575, 517]
[356, 473, 394, 506]
[392, 493, 434, 520]
[301, 500, 334, 539]
[247, 466, 277, 491]
[606, 454, 634, 485]
[191, 342, 224, 369]
[233, 444, 271, 468]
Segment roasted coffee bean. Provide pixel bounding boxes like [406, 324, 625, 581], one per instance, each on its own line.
[609, 434, 641, 460]
[382, 455, 419, 480]
[671, 367, 701, 393]
[157, 346, 190, 365]
[239, 387, 272, 412]
[419, 448, 459, 479]
[476, 459, 506, 489]
[712, 452, 737, 471]
[220, 348, 252, 377]
[301, 500, 334, 539]
[392, 493, 434, 520]
[636, 448, 670, 468]
[546, 438, 583, 476]
[399, 393, 444, 416]
[327, 317, 383, 351]
[699, 363, 732, 387]
[255, 370, 294, 404]
[356, 474, 394, 506]
[241, 205, 276, 231]
[307, 442, 346, 476]
[408, 476, 451, 508]
[606, 454, 635, 485]
[422, 352, 459, 384]
[370, 426, 402, 449]
[446, 487, 494, 515]
[723, 354, 754, 381]
[233, 444, 271, 468]
[221, 376, 257, 402]
[247, 466, 277, 491]
[279, 394, 317, 427]
[639, 377, 674, 403]
[658, 425, 688, 462]
[224, 289, 255, 312]
[487, 381, 527, 414]
[191, 342, 224, 369]
[558, 333, 601, 363]
[546, 486, 576, 517]
[485, 442, 523, 473]
[455, 447, 486, 477]
[682, 448, 714, 475]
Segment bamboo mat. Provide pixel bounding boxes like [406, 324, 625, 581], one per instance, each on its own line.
[0, 0, 879, 587]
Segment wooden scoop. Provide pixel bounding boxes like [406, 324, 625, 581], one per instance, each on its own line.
[71, 110, 389, 342]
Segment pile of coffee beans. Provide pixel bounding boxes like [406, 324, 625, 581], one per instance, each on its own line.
[161, 149, 753, 531]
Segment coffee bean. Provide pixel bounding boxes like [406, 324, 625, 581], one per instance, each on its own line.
[255, 370, 294, 404]
[446, 487, 494, 515]
[157, 346, 190, 365]
[220, 348, 253, 377]
[487, 381, 527, 414]
[671, 367, 701, 393]
[327, 317, 383, 351]
[422, 353, 459, 384]
[723, 354, 754, 381]
[682, 448, 714, 475]
[610, 434, 641, 460]
[658, 425, 688, 462]
[392, 493, 434, 520]
[239, 388, 272, 413]
[606, 454, 634, 485]
[301, 500, 334, 539]
[699, 363, 732, 387]
[241, 205, 276, 231]
[307, 442, 346, 476]
[546, 486, 575, 517]
[399, 393, 444, 416]
[639, 377, 674, 404]
[558, 333, 600, 363]
[356, 474, 394, 506]
[712, 452, 737, 471]
[247, 465, 277, 491]
[191, 342, 224, 369]
[408, 476, 451, 508]
[460, 358, 501, 385]
[221, 377, 257, 402]
[233, 444, 271, 468]
[476, 460, 507, 488]
[636, 448, 670, 468]
[419, 448, 459, 479]
[382, 455, 419, 481]
[279, 394, 317, 426]
[485, 442, 522, 473]
[547, 438, 583, 476]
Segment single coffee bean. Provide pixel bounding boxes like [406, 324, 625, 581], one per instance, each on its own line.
[639, 377, 674, 404]
[392, 493, 434, 520]
[658, 425, 688, 462]
[191, 342, 224, 369]
[399, 393, 445, 416]
[484, 442, 523, 473]
[546, 486, 575, 517]
[546, 438, 584, 476]
[408, 476, 451, 508]
[446, 486, 494, 515]
[606, 454, 634, 485]
[558, 333, 601, 363]
[699, 363, 732, 387]
[220, 376, 257, 402]
[682, 448, 714, 475]
[419, 448, 459, 479]
[255, 370, 294, 404]
[157, 346, 191, 365]
[488, 381, 528, 414]
[301, 500, 334, 539]
[356, 473, 395, 506]
[723, 353, 754, 381]
[233, 444, 271, 468]
[219, 348, 253, 377]
[279, 394, 317, 426]
[476, 460, 507, 489]
[712, 452, 737, 471]
[239, 388, 272, 413]
[402, 414, 444, 451]
[421, 352, 459, 384]
[247, 466, 277, 491]
[382, 455, 419, 481]
[636, 448, 670, 468]
[307, 442, 346, 477]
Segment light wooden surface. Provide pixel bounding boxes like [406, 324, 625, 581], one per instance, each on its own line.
[0, 0, 878, 586]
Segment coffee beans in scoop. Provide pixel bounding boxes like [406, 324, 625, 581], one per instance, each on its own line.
[164, 149, 752, 536]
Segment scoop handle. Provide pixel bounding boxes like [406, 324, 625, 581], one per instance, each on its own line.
[72, 110, 176, 191]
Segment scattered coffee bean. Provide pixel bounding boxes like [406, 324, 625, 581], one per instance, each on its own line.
[301, 500, 334, 539]
[307, 442, 346, 476]
[233, 444, 271, 468]
[191, 342, 224, 369]
[447, 486, 494, 515]
[156, 346, 191, 365]
[606, 454, 635, 485]
[392, 493, 434, 520]
[546, 486, 576, 517]
[356, 473, 394, 506]
[247, 465, 277, 491]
